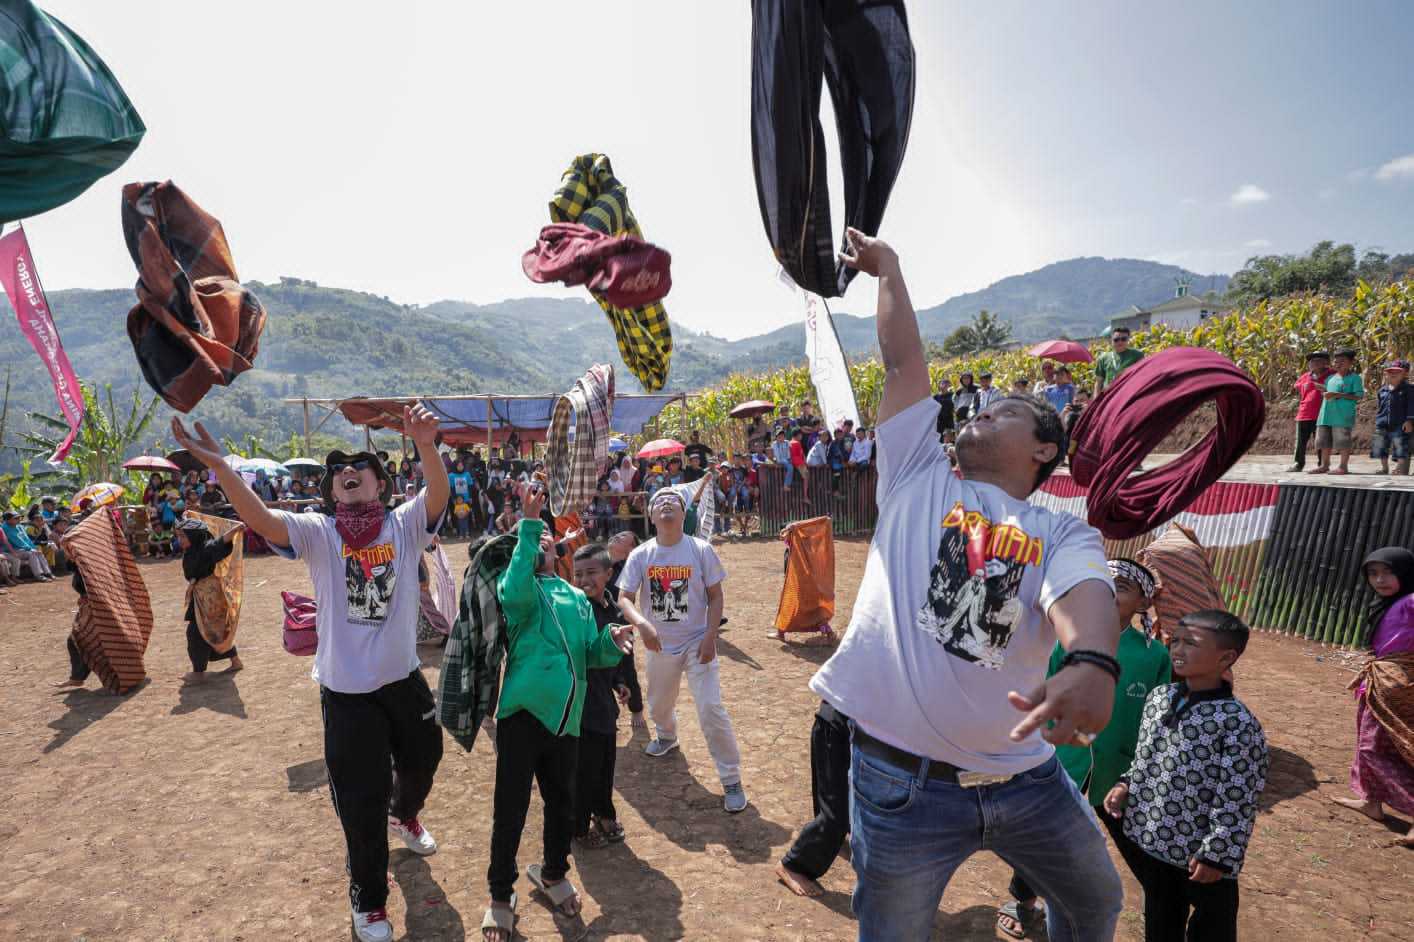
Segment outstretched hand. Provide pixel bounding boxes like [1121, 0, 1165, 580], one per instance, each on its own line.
[609, 623, 635, 655]
[1007, 661, 1115, 745]
[170, 418, 226, 471]
[839, 227, 899, 278]
[405, 403, 440, 445]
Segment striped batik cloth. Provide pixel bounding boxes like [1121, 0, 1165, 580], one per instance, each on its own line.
[549, 154, 673, 390]
[1137, 521, 1225, 643]
[62, 508, 154, 694]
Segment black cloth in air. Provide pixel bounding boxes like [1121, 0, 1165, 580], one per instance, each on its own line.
[750, 0, 915, 298]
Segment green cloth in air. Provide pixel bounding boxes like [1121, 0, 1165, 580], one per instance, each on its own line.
[0, 2, 145, 223]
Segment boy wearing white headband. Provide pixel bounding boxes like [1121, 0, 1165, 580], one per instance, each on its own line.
[617, 488, 747, 812]
[997, 557, 1171, 939]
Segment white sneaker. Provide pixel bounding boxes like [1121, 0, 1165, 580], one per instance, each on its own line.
[388, 815, 438, 855]
[352, 907, 393, 942]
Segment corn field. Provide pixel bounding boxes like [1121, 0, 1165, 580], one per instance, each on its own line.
[665, 280, 1414, 451]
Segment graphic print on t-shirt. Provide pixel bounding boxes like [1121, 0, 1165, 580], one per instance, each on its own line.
[916, 502, 1043, 670]
[646, 564, 691, 623]
[343, 541, 396, 622]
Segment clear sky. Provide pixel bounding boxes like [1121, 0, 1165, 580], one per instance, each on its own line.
[23, 0, 1414, 339]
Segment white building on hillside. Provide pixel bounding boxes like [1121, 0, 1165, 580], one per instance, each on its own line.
[1110, 279, 1228, 333]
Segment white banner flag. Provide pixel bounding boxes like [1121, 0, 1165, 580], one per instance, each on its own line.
[803, 290, 860, 432]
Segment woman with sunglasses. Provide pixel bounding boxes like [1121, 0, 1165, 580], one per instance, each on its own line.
[172, 405, 450, 942]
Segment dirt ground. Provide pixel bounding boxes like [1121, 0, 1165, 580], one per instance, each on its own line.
[2, 536, 1412, 941]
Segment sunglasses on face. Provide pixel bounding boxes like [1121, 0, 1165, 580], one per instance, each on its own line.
[330, 459, 373, 474]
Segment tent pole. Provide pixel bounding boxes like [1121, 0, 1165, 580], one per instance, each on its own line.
[302, 398, 311, 457]
[679, 393, 687, 439]
[486, 397, 493, 457]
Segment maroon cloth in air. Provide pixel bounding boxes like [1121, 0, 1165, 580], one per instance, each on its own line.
[1068, 347, 1265, 539]
[522, 222, 671, 309]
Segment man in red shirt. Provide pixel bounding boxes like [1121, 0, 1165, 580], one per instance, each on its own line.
[1290, 351, 1332, 472]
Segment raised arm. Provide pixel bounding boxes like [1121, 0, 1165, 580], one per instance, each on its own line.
[841, 227, 929, 425]
[171, 418, 290, 547]
[404, 405, 450, 530]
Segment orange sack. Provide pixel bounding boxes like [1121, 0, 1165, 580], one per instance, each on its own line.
[774, 516, 835, 633]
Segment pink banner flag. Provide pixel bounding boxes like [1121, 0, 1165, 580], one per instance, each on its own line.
[0, 225, 85, 464]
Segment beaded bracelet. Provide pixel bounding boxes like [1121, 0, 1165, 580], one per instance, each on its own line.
[1060, 649, 1121, 684]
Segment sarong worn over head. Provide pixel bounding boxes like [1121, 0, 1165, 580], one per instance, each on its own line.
[545, 364, 614, 516]
[774, 515, 835, 632]
[549, 154, 673, 390]
[0, 1, 146, 223]
[1352, 653, 1414, 769]
[122, 180, 267, 412]
[184, 510, 244, 653]
[1135, 521, 1225, 643]
[750, 0, 915, 298]
[62, 507, 154, 694]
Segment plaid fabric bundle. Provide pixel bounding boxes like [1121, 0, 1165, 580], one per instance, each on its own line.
[545, 363, 614, 516]
[437, 534, 517, 751]
[62, 508, 154, 694]
[549, 154, 673, 390]
[122, 181, 267, 412]
[0, 2, 146, 223]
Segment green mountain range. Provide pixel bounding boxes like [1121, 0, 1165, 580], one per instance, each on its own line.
[0, 257, 1225, 471]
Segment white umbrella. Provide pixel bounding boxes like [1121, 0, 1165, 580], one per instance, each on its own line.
[284, 457, 324, 471]
[235, 457, 290, 477]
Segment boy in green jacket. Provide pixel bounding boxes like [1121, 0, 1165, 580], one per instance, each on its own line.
[996, 558, 1171, 939]
[482, 483, 633, 942]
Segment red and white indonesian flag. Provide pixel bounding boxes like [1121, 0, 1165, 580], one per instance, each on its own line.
[1032, 477, 1278, 550]
[0, 225, 84, 464]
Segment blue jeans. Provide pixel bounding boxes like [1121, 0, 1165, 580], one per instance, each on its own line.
[849, 744, 1122, 941]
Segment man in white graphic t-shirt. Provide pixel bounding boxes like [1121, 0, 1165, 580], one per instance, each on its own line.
[617, 489, 748, 814]
[808, 229, 1125, 942]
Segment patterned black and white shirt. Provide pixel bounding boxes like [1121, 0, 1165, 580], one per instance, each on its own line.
[1119, 682, 1268, 878]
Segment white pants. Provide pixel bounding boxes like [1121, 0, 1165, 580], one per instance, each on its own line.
[645, 645, 742, 786]
[5, 550, 48, 579]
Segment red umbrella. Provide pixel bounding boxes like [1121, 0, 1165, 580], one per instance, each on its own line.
[123, 455, 180, 472]
[728, 399, 776, 419]
[1027, 339, 1093, 363]
[637, 438, 686, 459]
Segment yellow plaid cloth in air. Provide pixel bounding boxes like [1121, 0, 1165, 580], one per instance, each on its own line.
[549, 154, 673, 391]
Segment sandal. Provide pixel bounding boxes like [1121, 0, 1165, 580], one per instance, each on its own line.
[997, 899, 1042, 939]
[595, 816, 626, 843]
[527, 863, 581, 918]
[574, 827, 609, 850]
[480, 891, 516, 942]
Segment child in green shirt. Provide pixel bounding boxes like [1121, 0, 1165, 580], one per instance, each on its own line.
[997, 557, 1171, 940]
[1312, 348, 1364, 475]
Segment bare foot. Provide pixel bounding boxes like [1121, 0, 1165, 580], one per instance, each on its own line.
[52, 678, 85, 689]
[542, 879, 582, 917]
[227, 656, 244, 673]
[1391, 832, 1414, 848]
[776, 860, 825, 897]
[1332, 796, 1385, 821]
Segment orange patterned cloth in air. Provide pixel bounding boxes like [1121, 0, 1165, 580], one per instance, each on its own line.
[774, 516, 836, 633]
[62, 508, 154, 694]
[1137, 522, 1224, 643]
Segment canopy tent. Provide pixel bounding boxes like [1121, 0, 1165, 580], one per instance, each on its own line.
[286, 391, 688, 454]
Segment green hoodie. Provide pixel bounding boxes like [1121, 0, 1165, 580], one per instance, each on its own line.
[1050, 625, 1172, 804]
[495, 517, 625, 736]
